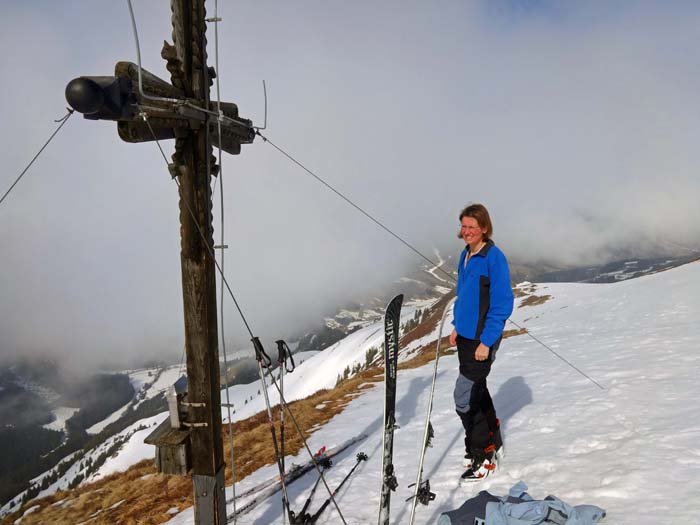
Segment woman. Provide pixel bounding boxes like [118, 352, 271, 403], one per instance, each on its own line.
[449, 203, 514, 480]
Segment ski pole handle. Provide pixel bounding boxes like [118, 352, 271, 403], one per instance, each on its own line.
[276, 339, 296, 373]
[252, 336, 272, 368]
[286, 348, 296, 373]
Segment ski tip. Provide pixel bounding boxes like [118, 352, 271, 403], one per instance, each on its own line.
[386, 293, 404, 310]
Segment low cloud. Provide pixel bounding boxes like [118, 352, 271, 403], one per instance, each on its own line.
[1, 1, 698, 369]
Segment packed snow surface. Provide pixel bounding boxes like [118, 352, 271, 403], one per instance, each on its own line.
[164, 261, 700, 524]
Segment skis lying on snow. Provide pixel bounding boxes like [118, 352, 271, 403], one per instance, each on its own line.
[407, 297, 455, 525]
[290, 452, 368, 524]
[378, 294, 403, 525]
[290, 454, 333, 523]
[228, 433, 368, 521]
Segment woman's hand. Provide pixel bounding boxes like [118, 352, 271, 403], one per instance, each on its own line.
[475, 343, 490, 361]
[449, 329, 457, 346]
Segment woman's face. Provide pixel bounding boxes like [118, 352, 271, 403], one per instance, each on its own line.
[460, 216, 487, 246]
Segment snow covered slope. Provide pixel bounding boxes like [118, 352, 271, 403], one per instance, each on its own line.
[167, 260, 700, 524]
[86, 365, 182, 434]
[8, 261, 699, 523]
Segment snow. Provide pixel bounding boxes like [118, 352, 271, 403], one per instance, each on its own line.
[16, 504, 40, 524]
[215, 301, 427, 425]
[9, 261, 700, 524]
[87, 365, 183, 434]
[88, 414, 168, 482]
[165, 260, 700, 524]
[43, 406, 80, 432]
[0, 413, 168, 517]
[426, 249, 450, 283]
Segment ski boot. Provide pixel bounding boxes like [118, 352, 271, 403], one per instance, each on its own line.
[460, 453, 496, 482]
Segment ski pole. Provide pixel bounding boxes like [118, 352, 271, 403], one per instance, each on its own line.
[276, 340, 288, 525]
[309, 452, 368, 524]
[262, 369, 347, 524]
[252, 336, 294, 523]
[275, 340, 296, 479]
[290, 454, 333, 524]
[275, 339, 296, 524]
[276, 339, 296, 373]
[408, 297, 455, 525]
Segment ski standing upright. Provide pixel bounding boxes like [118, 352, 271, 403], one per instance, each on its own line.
[378, 293, 403, 525]
[407, 297, 456, 525]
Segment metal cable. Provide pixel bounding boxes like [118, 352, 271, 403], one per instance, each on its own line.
[1, 109, 74, 208]
[209, 1, 238, 517]
[128, 0, 252, 129]
[257, 131, 606, 391]
[507, 318, 605, 390]
[137, 110, 345, 521]
[256, 131, 456, 283]
[140, 110, 257, 338]
[126, 0, 180, 105]
[178, 343, 187, 378]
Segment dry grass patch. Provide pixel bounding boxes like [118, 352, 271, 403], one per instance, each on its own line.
[4, 292, 531, 525]
[518, 294, 551, 308]
[513, 287, 528, 298]
[399, 293, 454, 349]
[398, 337, 454, 371]
[2, 372, 384, 525]
[229, 374, 380, 481]
[503, 327, 528, 338]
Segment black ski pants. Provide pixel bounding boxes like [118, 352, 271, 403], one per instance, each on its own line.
[453, 335, 501, 462]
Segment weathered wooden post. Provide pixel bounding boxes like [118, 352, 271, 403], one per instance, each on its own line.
[64, 1, 254, 522]
[170, 2, 226, 522]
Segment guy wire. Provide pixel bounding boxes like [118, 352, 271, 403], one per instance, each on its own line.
[137, 110, 346, 523]
[257, 131, 605, 391]
[1, 109, 74, 208]
[208, 0, 238, 518]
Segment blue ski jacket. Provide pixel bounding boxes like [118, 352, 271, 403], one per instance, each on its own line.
[452, 240, 514, 348]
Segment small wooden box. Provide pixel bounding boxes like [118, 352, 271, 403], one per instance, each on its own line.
[144, 419, 192, 475]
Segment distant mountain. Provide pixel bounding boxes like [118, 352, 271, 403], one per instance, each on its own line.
[0, 361, 140, 507]
[532, 254, 700, 283]
[295, 254, 453, 352]
[295, 252, 700, 353]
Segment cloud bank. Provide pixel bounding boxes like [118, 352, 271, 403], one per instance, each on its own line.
[1, 1, 698, 369]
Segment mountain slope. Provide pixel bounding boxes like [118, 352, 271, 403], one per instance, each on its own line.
[4, 261, 700, 524]
[173, 260, 700, 524]
[214, 260, 699, 524]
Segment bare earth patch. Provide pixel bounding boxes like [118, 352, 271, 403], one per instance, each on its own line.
[518, 294, 552, 308]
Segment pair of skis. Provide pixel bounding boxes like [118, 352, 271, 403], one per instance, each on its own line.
[378, 294, 455, 525]
[227, 433, 368, 521]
